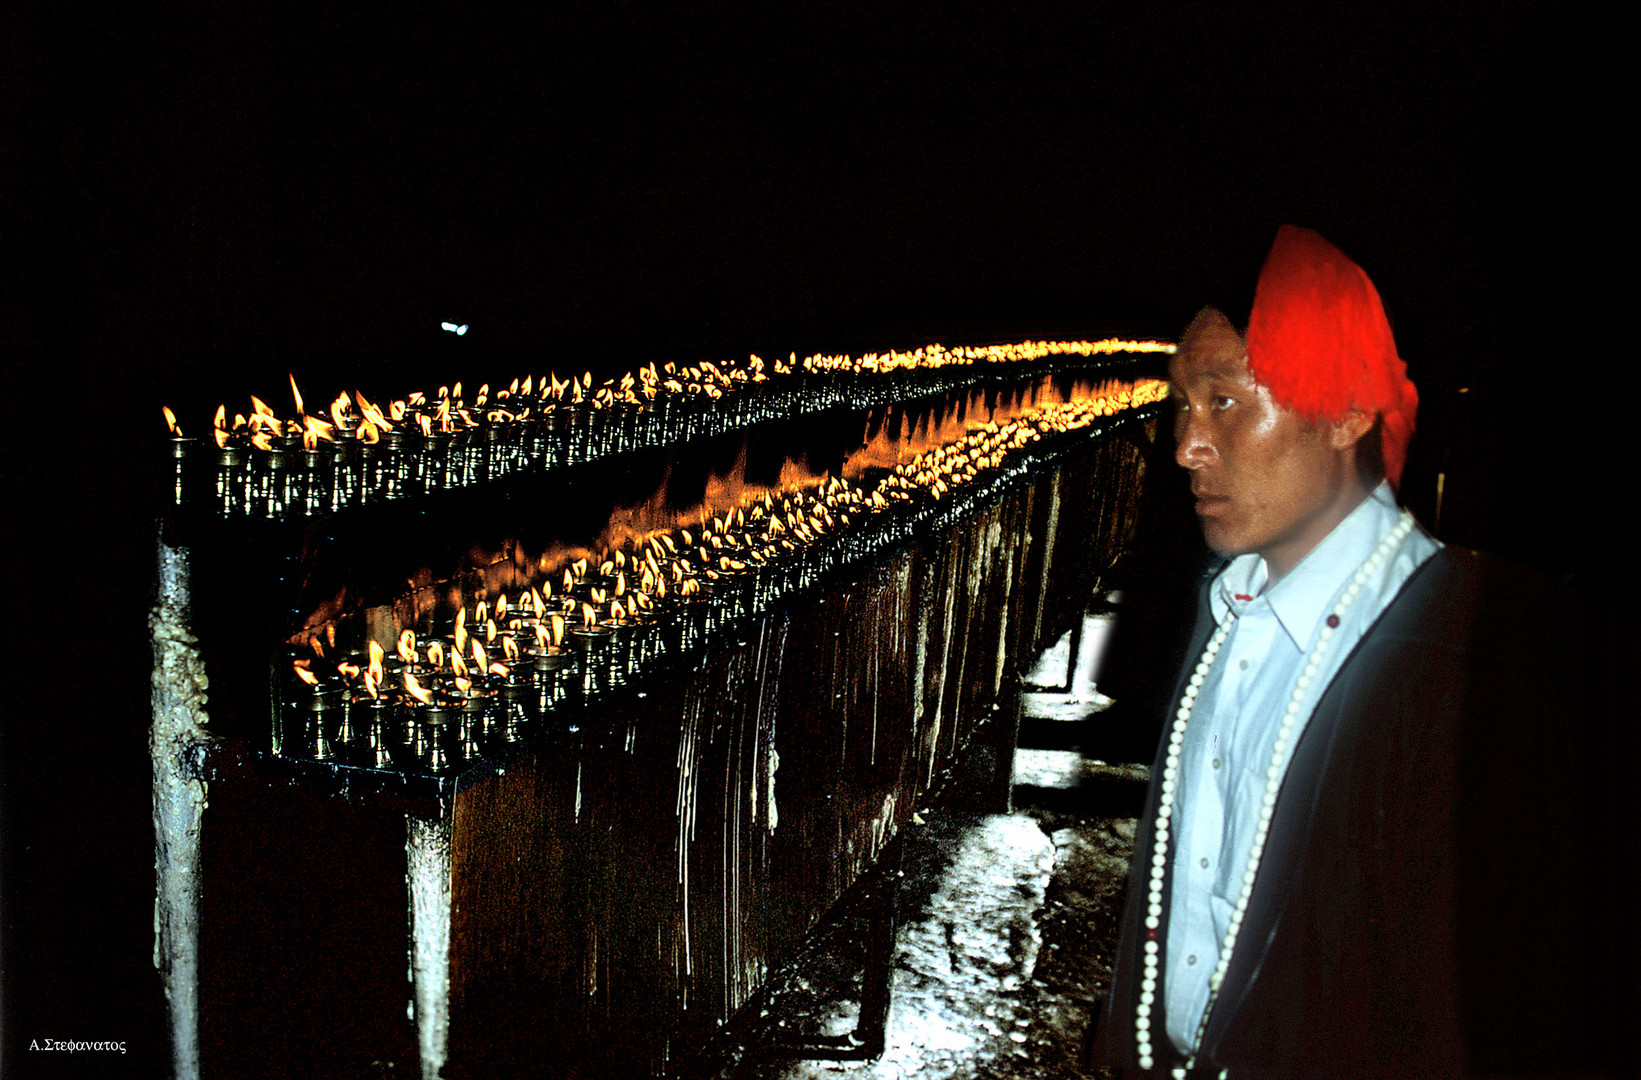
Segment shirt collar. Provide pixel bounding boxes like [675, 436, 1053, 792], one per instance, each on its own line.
[1210, 482, 1403, 650]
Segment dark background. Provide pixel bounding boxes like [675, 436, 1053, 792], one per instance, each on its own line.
[1, 2, 1617, 1075]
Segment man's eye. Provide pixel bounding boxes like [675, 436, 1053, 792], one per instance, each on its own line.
[1212, 396, 1235, 412]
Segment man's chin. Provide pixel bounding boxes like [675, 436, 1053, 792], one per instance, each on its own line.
[1198, 520, 1250, 560]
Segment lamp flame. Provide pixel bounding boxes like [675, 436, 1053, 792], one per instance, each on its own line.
[403, 671, 434, 705]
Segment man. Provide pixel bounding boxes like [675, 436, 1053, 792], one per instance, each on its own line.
[1092, 226, 1629, 1077]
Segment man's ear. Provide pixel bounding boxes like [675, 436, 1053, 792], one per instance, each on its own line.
[1329, 409, 1375, 450]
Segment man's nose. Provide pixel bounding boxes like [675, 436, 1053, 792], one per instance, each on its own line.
[1174, 409, 1216, 470]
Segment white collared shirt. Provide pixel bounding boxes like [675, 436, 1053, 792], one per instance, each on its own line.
[1164, 482, 1441, 1054]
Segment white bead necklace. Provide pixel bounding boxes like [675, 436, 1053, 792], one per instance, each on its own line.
[1133, 510, 1416, 1075]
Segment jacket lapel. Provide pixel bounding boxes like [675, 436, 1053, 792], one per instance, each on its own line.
[1196, 551, 1452, 1061]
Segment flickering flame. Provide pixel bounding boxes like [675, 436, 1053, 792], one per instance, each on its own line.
[472, 638, 488, 672]
[368, 640, 386, 685]
[355, 393, 391, 435]
[550, 613, 566, 647]
[289, 374, 306, 417]
[427, 641, 445, 669]
[403, 671, 434, 705]
[294, 662, 319, 686]
[397, 629, 417, 665]
[163, 406, 182, 436]
[301, 414, 335, 451]
[502, 636, 519, 663]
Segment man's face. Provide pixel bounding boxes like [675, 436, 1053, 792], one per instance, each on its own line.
[1168, 309, 1368, 582]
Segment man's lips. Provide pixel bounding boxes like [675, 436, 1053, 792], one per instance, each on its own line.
[1192, 489, 1229, 514]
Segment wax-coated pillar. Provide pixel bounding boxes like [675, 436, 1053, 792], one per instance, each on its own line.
[151, 538, 212, 1080]
[408, 813, 453, 1079]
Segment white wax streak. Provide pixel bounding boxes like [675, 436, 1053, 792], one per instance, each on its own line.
[669, 617, 792, 1019]
[407, 815, 452, 1080]
[992, 510, 1014, 699]
[1034, 475, 1063, 647]
[927, 545, 956, 788]
[151, 540, 212, 1080]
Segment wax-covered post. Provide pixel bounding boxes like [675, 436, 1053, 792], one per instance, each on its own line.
[151, 537, 210, 1080]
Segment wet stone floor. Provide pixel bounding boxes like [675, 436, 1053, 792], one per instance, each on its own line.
[684, 614, 1149, 1080]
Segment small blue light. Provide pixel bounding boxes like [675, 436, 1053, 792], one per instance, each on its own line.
[440, 322, 469, 336]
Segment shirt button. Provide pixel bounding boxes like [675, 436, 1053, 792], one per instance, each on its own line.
[1199, 857, 1210, 869]
[1239, 659, 1249, 671]
[1187, 954, 1198, 965]
[1211, 757, 1222, 769]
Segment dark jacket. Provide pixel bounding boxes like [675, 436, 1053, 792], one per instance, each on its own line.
[1093, 547, 1636, 1078]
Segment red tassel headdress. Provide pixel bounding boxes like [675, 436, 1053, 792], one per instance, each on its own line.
[1245, 226, 1418, 488]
